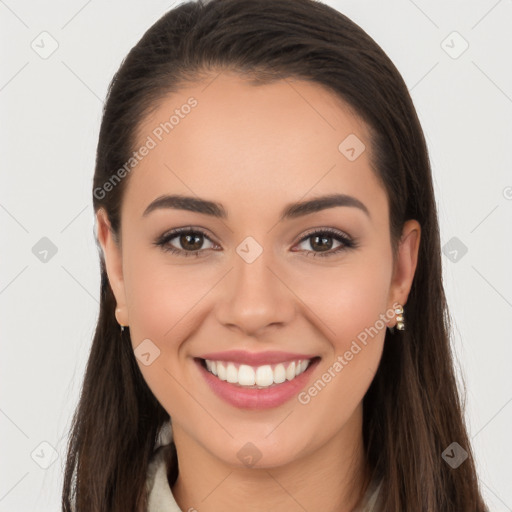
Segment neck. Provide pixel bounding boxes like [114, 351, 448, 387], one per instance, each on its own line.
[170, 407, 368, 512]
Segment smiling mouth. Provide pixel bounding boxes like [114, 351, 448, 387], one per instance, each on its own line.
[196, 357, 321, 389]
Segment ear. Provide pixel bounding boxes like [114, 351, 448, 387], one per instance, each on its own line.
[95, 208, 129, 326]
[388, 219, 421, 321]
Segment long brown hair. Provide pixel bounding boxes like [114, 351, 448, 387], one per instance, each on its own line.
[62, 0, 488, 510]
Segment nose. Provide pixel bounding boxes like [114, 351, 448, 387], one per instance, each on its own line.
[215, 248, 296, 337]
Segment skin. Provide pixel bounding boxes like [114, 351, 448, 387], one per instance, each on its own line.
[96, 72, 420, 512]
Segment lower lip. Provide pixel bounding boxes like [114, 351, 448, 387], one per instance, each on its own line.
[195, 358, 320, 410]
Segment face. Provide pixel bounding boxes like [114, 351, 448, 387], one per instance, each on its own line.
[97, 72, 420, 470]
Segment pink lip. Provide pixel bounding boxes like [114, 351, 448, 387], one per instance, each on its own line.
[197, 350, 317, 366]
[194, 357, 321, 410]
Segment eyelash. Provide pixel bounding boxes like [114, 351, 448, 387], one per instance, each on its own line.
[153, 226, 358, 258]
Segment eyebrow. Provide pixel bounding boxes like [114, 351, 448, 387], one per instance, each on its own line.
[142, 193, 370, 221]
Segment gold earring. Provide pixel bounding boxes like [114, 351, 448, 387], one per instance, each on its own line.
[395, 304, 405, 330]
[115, 307, 128, 333]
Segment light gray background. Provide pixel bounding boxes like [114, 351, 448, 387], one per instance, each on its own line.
[1, 0, 511, 510]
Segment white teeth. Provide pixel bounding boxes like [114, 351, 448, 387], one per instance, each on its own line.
[217, 361, 227, 381]
[238, 364, 256, 386]
[286, 362, 296, 381]
[255, 365, 273, 387]
[203, 358, 312, 388]
[226, 363, 238, 383]
[273, 363, 286, 384]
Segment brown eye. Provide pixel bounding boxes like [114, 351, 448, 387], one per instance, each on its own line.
[308, 233, 336, 252]
[293, 228, 356, 258]
[154, 227, 216, 257]
[178, 232, 204, 251]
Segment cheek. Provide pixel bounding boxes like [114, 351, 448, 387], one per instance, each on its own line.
[297, 271, 390, 425]
[336, 276, 390, 348]
[121, 249, 208, 419]
[306, 255, 391, 414]
[123, 240, 216, 341]
[294, 249, 392, 350]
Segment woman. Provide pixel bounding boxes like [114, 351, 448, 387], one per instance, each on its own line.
[62, 0, 488, 510]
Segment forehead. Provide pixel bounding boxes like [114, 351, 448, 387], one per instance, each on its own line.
[124, 72, 387, 226]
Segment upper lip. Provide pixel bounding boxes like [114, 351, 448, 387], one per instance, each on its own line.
[197, 350, 318, 366]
